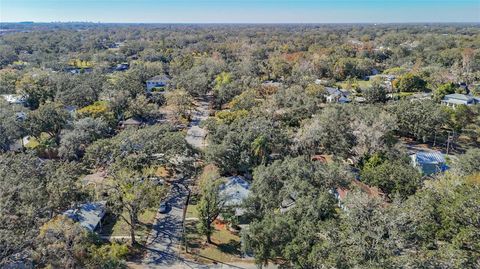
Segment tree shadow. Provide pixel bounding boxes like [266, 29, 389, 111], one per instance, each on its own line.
[98, 213, 117, 237]
[217, 239, 242, 256]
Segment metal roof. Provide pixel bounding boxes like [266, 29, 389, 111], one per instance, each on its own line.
[63, 201, 107, 232]
[219, 176, 250, 207]
[412, 151, 446, 164]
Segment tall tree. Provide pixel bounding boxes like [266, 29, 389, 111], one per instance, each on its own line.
[197, 178, 224, 244]
[109, 169, 166, 245]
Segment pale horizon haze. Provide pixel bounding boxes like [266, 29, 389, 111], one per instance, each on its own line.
[0, 0, 479, 23]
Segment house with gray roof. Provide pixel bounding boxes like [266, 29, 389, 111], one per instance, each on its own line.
[325, 87, 351, 103]
[410, 150, 449, 176]
[146, 75, 170, 92]
[441, 93, 479, 107]
[63, 201, 107, 232]
[219, 176, 251, 216]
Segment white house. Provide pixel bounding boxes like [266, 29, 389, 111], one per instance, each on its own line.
[441, 93, 479, 108]
[146, 75, 170, 92]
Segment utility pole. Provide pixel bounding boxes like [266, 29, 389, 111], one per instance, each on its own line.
[446, 131, 453, 155]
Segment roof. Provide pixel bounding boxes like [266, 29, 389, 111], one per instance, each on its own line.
[1, 94, 26, 104]
[411, 150, 446, 165]
[410, 150, 449, 175]
[336, 180, 385, 201]
[444, 93, 474, 102]
[326, 87, 350, 96]
[147, 75, 169, 83]
[63, 201, 107, 232]
[219, 176, 250, 207]
[121, 117, 143, 125]
[81, 171, 107, 186]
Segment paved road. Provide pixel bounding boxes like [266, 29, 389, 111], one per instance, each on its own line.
[141, 183, 188, 268]
[185, 98, 210, 149]
[135, 97, 278, 269]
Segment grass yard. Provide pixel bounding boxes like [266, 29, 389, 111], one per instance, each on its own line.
[184, 219, 244, 264]
[186, 204, 199, 219]
[337, 80, 372, 90]
[100, 207, 158, 245]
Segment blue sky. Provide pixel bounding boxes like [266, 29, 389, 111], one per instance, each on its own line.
[1, 0, 479, 23]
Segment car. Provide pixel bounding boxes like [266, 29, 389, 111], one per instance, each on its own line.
[159, 202, 168, 214]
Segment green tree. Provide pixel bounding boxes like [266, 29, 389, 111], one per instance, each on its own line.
[0, 153, 84, 262]
[295, 106, 354, 158]
[363, 82, 387, 104]
[26, 102, 70, 144]
[16, 71, 55, 109]
[360, 158, 422, 199]
[109, 169, 166, 245]
[393, 73, 427, 92]
[58, 117, 110, 160]
[453, 148, 480, 176]
[165, 89, 194, 121]
[197, 179, 225, 244]
[389, 100, 447, 142]
[433, 82, 458, 102]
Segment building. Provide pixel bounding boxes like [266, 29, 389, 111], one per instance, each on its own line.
[119, 117, 143, 128]
[219, 176, 251, 216]
[1, 94, 27, 105]
[325, 87, 351, 103]
[410, 150, 449, 176]
[63, 201, 107, 232]
[334, 180, 385, 210]
[441, 94, 479, 107]
[146, 75, 169, 92]
[114, 63, 129, 71]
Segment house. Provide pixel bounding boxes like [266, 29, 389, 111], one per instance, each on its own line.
[334, 180, 385, 210]
[67, 67, 93, 74]
[314, 78, 329, 85]
[119, 117, 143, 128]
[325, 87, 351, 103]
[63, 201, 107, 232]
[1, 94, 27, 105]
[441, 94, 479, 107]
[410, 150, 449, 176]
[146, 75, 169, 92]
[114, 63, 129, 71]
[219, 176, 251, 216]
[409, 92, 432, 101]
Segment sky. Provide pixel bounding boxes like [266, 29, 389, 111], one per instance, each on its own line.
[1, 0, 479, 23]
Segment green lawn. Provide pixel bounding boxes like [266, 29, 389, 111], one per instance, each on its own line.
[337, 80, 372, 90]
[186, 204, 199, 219]
[101, 208, 158, 245]
[184, 219, 243, 263]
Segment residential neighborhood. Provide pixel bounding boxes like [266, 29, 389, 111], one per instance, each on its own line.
[1, 12, 480, 269]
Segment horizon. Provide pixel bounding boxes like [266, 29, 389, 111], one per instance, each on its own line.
[1, 0, 479, 24]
